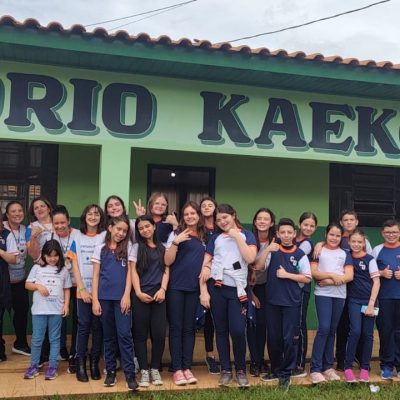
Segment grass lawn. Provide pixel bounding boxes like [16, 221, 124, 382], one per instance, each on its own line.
[35, 382, 400, 400]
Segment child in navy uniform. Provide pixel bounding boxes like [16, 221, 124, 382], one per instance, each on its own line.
[247, 207, 276, 377]
[91, 215, 138, 391]
[131, 215, 169, 387]
[199, 197, 220, 374]
[372, 219, 400, 380]
[164, 201, 206, 386]
[344, 229, 380, 383]
[259, 218, 311, 391]
[293, 212, 317, 378]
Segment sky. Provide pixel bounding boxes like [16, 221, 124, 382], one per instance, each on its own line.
[2, 0, 399, 63]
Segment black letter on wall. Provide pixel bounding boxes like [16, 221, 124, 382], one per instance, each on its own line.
[102, 83, 154, 136]
[254, 98, 307, 148]
[198, 91, 251, 144]
[309, 102, 354, 153]
[67, 79, 100, 132]
[5, 73, 64, 129]
[354, 107, 399, 155]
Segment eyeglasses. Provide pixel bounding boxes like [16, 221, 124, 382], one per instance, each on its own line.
[383, 231, 400, 236]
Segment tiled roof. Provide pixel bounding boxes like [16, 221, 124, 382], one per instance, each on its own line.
[1, 15, 399, 71]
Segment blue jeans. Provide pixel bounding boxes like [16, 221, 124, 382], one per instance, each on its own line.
[31, 314, 62, 369]
[247, 283, 267, 366]
[297, 290, 310, 369]
[345, 298, 375, 370]
[76, 299, 103, 358]
[376, 298, 400, 370]
[310, 296, 345, 373]
[265, 302, 300, 379]
[166, 289, 198, 371]
[208, 281, 247, 372]
[100, 299, 135, 376]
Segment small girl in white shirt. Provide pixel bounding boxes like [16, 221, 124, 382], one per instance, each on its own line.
[24, 240, 71, 380]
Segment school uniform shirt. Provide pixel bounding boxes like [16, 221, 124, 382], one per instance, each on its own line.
[131, 243, 164, 296]
[265, 245, 311, 307]
[156, 219, 174, 246]
[204, 224, 216, 239]
[347, 252, 380, 302]
[75, 231, 106, 296]
[25, 221, 53, 254]
[341, 236, 373, 255]
[294, 237, 314, 293]
[166, 231, 205, 292]
[26, 264, 72, 315]
[206, 229, 257, 288]
[312, 246, 353, 299]
[91, 242, 135, 301]
[372, 243, 400, 300]
[3, 222, 27, 283]
[0, 229, 18, 309]
[53, 228, 80, 286]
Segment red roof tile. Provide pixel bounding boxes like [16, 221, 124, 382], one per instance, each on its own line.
[1, 15, 399, 71]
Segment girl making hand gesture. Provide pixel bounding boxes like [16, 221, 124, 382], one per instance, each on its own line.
[164, 201, 206, 386]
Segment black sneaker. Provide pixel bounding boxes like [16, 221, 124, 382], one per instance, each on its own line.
[126, 375, 139, 391]
[104, 371, 117, 387]
[261, 372, 278, 382]
[67, 355, 76, 374]
[250, 362, 261, 377]
[0, 353, 6, 362]
[12, 344, 31, 356]
[336, 361, 344, 372]
[292, 367, 307, 378]
[262, 361, 271, 374]
[59, 347, 69, 361]
[276, 377, 291, 392]
[205, 356, 220, 374]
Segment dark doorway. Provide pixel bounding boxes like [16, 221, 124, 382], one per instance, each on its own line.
[148, 164, 216, 216]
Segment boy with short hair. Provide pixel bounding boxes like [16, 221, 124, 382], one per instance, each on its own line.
[257, 218, 311, 391]
[339, 210, 372, 254]
[372, 219, 400, 380]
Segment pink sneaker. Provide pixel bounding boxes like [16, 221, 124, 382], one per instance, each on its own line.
[344, 369, 357, 383]
[172, 370, 187, 385]
[359, 369, 369, 382]
[183, 369, 198, 384]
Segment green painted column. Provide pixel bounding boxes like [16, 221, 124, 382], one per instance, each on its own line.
[99, 143, 132, 212]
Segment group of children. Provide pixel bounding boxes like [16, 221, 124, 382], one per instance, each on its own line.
[0, 193, 399, 392]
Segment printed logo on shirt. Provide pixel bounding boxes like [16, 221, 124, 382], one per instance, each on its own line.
[359, 261, 366, 270]
[122, 258, 127, 267]
[290, 256, 300, 271]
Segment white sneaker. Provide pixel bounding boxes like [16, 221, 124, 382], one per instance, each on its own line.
[150, 368, 163, 385]
[323, 368, 340, 381]
[310, 372, 326, 384]
[139, 369, 150, 387]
